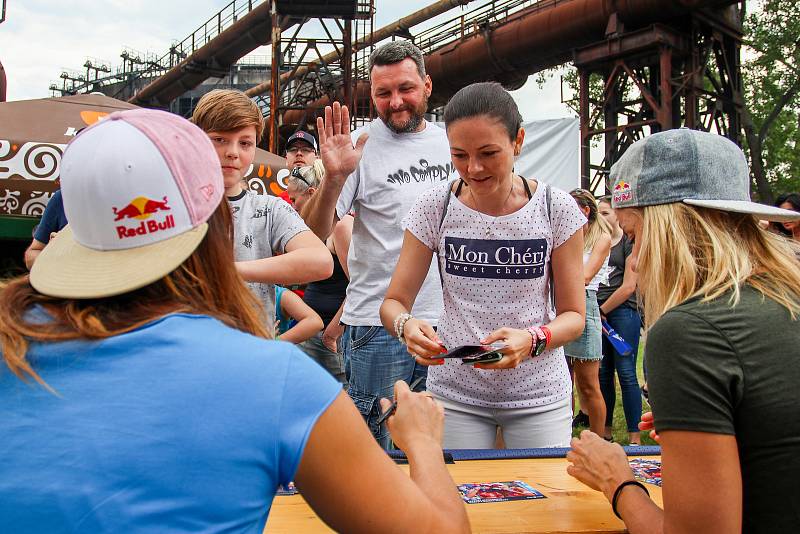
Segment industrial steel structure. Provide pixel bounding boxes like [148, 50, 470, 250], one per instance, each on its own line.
[49, 0, 746, 189]
[48, 1, 282, 104]
[258, 0, 374, 151]
[574, 6, 744, 190]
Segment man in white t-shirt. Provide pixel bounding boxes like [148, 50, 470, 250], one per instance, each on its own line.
[301, 41, 453, 448]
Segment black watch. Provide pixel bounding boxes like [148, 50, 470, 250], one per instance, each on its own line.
[533, 334, 548, 357]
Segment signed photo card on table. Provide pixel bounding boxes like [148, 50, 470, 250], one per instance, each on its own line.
[457, 481, 546, 504]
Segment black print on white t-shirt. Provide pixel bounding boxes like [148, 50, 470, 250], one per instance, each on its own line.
[444, 237, 547, 279]
[251, 206, 271, 219]
[243, 234, 253, 249]
[386, 159, 453, 184]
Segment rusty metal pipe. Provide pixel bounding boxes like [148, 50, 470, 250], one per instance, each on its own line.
[424, 0, 739, 107]
[130, 2, 295, 107]
[0, 59, 6, 102]
[244, 0, 473, 98]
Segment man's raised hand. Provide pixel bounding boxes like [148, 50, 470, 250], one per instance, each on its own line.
[316, 102, 368, 186]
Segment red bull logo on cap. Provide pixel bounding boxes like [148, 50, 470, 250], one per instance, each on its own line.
[112, 196, 175, 239]
[612, 180, 632, 204]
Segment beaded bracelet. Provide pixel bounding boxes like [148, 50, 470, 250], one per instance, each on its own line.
[526, 328, 538, 358]
[394, 313, 413, 345]
[527, 326, 548, 358]
[611, 479, 649, 519]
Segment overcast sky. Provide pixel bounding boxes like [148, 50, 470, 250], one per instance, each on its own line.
[0, 0, 574, 121]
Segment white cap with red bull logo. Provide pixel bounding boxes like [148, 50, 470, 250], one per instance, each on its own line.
[30, 108, 224, 299]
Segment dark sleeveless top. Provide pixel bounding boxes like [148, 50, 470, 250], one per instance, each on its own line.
[303, 253, 348, 327]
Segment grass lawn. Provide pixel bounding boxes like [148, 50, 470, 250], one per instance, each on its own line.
[571, 342, 658, 446]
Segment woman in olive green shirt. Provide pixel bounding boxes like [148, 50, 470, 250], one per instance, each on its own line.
[566, 129, 800, 534]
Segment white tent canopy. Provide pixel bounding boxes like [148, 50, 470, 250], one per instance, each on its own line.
[515, 117, 579, 192]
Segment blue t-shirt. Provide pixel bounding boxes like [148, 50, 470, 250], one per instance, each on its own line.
[33, 189, 69, 243]
[0, 313, 341, 533]
[274, 286, 298, 335]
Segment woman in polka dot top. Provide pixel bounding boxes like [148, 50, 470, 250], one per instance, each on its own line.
[381, 82, 587, 448]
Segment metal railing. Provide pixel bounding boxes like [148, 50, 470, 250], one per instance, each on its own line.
[414, 0, 559, 55]
[170, 0, 268, 60]
[48, 0, 268, 96]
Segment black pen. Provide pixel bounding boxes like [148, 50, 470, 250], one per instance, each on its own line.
[376, 376, 425, 426]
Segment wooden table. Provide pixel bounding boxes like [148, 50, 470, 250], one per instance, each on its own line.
[264, 456, 662, 533]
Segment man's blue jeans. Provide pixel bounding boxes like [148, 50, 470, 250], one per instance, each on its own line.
[341, 325, 428, 450]
[598, 306, 642, 433]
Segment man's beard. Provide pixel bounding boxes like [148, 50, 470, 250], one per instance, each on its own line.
[380, 94, 428, 134]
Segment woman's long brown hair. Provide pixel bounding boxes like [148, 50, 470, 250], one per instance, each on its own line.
[0, 201, 270, 387]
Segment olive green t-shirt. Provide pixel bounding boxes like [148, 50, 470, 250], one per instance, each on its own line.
[646, 285, 800, 532]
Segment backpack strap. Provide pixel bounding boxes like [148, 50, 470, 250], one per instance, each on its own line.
[438, 178, 460, 233]
[436, 179, 461, 285]
[545, 182, 556, 312]
[521, 176, 533, 199]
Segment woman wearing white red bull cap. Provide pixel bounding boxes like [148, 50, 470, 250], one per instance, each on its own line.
[0, 109, 469, 533]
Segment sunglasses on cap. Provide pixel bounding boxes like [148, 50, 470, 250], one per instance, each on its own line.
[290, 167, 313, 188]
[570, 188, 594, 196]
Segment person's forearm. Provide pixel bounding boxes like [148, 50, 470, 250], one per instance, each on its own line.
[322, 302, 346, 351]
[614, 485, 664, 534]
[24, 248, 42, 270]
[324, 301, 346, 336]
[543, 310, 585, 348]
[280, 316, 324, 344]
[328, 301, 345, 329]
[300, 179, 344, 240]
[406, 440, 471, 533]
[599, 285, 636, 315]
[582, 264, 597, 286]
[380, 298, 411, 338]
[236, 249, 333, 285]
[583, 260, 606, 286]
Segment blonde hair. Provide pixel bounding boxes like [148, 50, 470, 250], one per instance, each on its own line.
[637, 203, 800, 329]
[190, 89, 265, 142]
[570, 189, 611, 252]
[288, 159, 325, 192]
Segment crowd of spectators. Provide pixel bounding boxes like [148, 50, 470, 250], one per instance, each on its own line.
[4, 39, 800, 533]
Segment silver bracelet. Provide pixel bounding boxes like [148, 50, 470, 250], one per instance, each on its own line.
[394, 312, 413, 344]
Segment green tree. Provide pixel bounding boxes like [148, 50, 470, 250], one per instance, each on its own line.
[741, 0, 800, 202]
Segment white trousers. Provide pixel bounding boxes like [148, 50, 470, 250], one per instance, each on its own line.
[433, 394, 572, 449]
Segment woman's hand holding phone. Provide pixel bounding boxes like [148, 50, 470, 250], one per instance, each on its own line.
[476, 327, 534, 369]
[403, 318, 447, 366]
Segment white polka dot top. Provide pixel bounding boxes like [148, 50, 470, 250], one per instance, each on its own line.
[402, 179, 586, 408]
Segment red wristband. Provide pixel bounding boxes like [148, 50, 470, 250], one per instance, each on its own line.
[541, 326, 552, 347]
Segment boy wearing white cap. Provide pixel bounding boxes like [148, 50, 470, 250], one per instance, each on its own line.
[191, 90, 332, 332]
